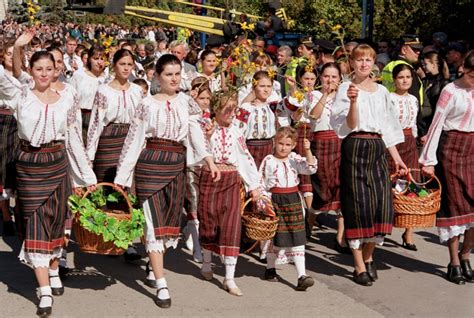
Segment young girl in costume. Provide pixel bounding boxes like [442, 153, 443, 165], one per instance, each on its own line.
[260, 126, 317, 290]
[114, 54, 218, 308]
[389, 64, 420, 251]
[199, 92, 261, 296]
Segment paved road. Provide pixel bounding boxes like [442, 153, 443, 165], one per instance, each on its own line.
[1, 214, 473, 317]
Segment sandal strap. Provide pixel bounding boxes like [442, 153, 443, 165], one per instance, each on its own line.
[49, 275, 60, 278]
[157, 287, 169, 292]
[39, 294, 53, 299]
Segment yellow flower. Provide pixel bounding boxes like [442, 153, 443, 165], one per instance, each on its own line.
[267, 68, 276, 79]
[293, 90, 305, 103]
[241, 22, 255, 31]
[332, 24, 342, 31]
[319, 19, 326, 25]
[252, 79, 258, 87]
[233, 47, 240, 56]
[303, 86, 310, 92]
[100, 33, 106, 39]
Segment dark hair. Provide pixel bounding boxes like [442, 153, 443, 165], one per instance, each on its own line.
[320, 62, 342, 78]
[133, 78, 149, 90]
[296, 62, 317, 84]
[191, 76, 211, 94]
[30, 36, 42, 47]
[0, 40, 14, 66]
[463, 50, 474, 71]
[392, 63, 413, 79]
[200, 49, 216, 61]
[155, 54, 181, 75]
[112, 48, 134, 65]
[46, 45, 63, 56]
[86, 45, 105, 70]
[30, 51, 55, 68]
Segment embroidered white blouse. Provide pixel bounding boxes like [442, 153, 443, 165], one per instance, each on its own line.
[259, 152, 317, 197]
[0, 66, 96, 187]
[419, 82, 474, 166]
[86, 82, 143, 160]
[114, 93, 210, 187]
[233, 102, 277, 139]
[198, 73, 222, 93]
[238, 81, 282, 105]
[390, 92, 418, 137]
[69, 69, 109, 110]
[209, 124, 260, 191]
[331, 82, 404, 148]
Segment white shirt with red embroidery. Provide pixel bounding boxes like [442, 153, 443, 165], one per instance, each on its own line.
[238, 81, 282, 105]
[390, 92, 418, 137]
[233, 101, 277, 139]
[259, 152, 317, 197]
[276, 91, 319, 131]
[0, 65, 96, 187]
[69, 69, 109, 111]
[419, 82, 473, 166]
[86, 82, 143, 160]
[331, 82, 404, 148]
[209, 124, 260, 191]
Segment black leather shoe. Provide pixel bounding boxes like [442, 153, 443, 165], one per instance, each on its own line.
[264, 268, 280, 282]
[459, 256, 474, 283]
[144, 261, 158, 288]
[58, 265, 69, 280]
[353, 271, 373, 286]
[447, 263, 466, 285]
[365, 261, 378, 281]
[401, 233, 417, 251]
[36, 295, 53, 317]
[154, 288, 171, 308]
[295, 275, 314, 291]
[123, 249, 142, 262]
[49, 275, 64, 296]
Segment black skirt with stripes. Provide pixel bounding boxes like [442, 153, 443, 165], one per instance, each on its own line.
[0, 109, 19, 190]
[340, 133, 393, 240]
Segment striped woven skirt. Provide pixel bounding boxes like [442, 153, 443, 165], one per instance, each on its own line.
[310, 130, 341, 211]
[246, 138, 273, 169]
[16, 141, 70, 267]
[340, 133, 393, 240]
[185, 166, 202, 216]
[295, 124, 313, 193]
[388, 128, 419, 174]
[135, 138, 186, 250]
[0, 108, 19, 192]
[81, 109, 92, 147]
[272, 186, 306, 248]
[198, 165, 241, 257]
[436, 131, 474, 229]
[93, 123, 130, 183]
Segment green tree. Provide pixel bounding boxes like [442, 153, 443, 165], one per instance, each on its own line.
[7, 0, 28, 23]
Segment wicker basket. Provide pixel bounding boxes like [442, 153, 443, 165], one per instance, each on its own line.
[73, 182, 134, 255]
[241, 197, 279, 241]
[392, 169, 441, 228]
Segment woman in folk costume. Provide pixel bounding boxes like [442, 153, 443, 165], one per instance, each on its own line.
[234, 70, 278, 168]
[420, 50, 474, 285]
[0, 48, 96, 316]
[388, 64, 421, 251]
[69, 45, 109, 145]
[278, 62, 318, 226]
[114, 54, 219, 308]
[0, 40, 19, 236]
[199, 92, 261, 296]
[198, 49, 223, 93]
[86, 49, 143, 184]
[260, 126, 317, 290]
[330, 44, 407, 286]
[308, 62, 348, 253]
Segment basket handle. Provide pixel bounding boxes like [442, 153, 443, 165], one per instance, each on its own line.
[391, 168, 442, 194]
[241, 196, 275, 217]
[81, 182, 134, 214]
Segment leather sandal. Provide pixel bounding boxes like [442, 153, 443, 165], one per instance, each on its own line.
[263, 268, 280, 282]
[49, 275, 64, 296]
[144, 261, 158, 288]
[353, 271, 373, 286]
[36, 295, 53, 317]
[295, 275, 314, 291]
[154, 287, 171, 308]
[401, 233, 418, 251]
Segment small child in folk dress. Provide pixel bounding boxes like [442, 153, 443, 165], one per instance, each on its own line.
[259, 126, 317, 290]
[198, 93, 261, 297]
[183, 76, 213, 262]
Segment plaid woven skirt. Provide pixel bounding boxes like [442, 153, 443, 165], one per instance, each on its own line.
[310, 130, 341, 211]
[340, 133, 393, 240]
[295, 124, 313, 193]
[272, 186, 306, 248]
[436, 131, 474, 227]
[93, 123, 130, 183]
[198, 167, 241, 257]
[16, 142, 71, 256]
[0, 109, 19, 190]
[388, 128, 419, 174]
[135, 138, 186, 240]
[81, 109, 92, 147]
[246, 138, 273, 169]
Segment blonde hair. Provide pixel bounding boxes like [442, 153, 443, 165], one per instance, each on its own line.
[191, 76, 211, 95]
[211, 91, 238, 116]
[275, 126, 298, 142]
[351, 44, 376, 60]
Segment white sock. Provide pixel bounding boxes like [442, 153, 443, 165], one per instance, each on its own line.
[156, 277, 170, 299]
[147, 266, 156, 281]
[49, 268, 62, 288]
[260, 240, 270, 259]
[39, 286, 52, 308]
[266, 252, 277, 269]
[294, 254, 306, 278]
[201, 249, 212, 272]
[224, 256, 237, 288]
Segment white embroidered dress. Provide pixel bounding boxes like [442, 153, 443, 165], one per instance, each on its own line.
[234, 101, 277, 139]
[390, 92, 418, 137]
[69, 69, 109, 110]
[259, 153, 317, 264]
[86, 82, 143, 160]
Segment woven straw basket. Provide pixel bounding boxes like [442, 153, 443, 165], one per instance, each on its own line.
[392, 169, 441, 228]
[241, 196, 279, 241]
[73, 182, 133, 255]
